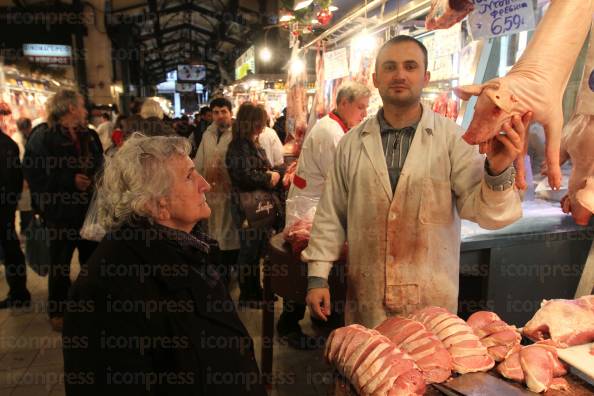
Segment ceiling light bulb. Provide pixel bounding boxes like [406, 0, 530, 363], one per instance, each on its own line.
[329, 6, 338, 11]
[290, 58, 305, 74]
[260, 47, 272, 62]
[280, 14, 295, 22]
[293, 0, 313, 11]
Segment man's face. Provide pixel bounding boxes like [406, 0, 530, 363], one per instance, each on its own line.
[70, 97, 88, 127]
[211, 107, 231, 128]
[203, 111, 213, 122]
[337, 95, 370, 129]
[372, 42, 430, 108]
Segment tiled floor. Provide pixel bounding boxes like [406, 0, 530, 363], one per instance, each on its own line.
[0, 252, 334, 395]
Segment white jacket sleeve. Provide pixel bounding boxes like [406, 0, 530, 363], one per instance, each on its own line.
[194, 138, 206, 175]
[271, 132, 285, 167]
[449, 129, 522, 229]
[301, 139, 349, 279]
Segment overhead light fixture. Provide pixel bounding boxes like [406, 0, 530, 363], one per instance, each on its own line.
[260, 47, 272, 62]
[293, 0, 313, 11]
[329, 6, 338, 11]
[290, 58, 305, 74]
[280, 14, 295, 22]
[352, 29, 377, 51]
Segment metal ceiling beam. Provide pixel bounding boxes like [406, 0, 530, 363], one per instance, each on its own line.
[146, 58, 218, 71]
[159, 3, 219, 21]
[147, 0, 165, 80]
[143, 39, 225, 58]
[139, 23, 211, 41]
[109, 2, 147, 14]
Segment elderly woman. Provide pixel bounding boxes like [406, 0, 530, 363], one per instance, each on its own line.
[63, 134, 266, 396]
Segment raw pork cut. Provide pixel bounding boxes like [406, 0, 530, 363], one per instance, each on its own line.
[497, 342, 567, 393]
[425, 0, 474, 31]
[454, 0, 594, 190]
[467, 311, 521, 362]
[375, 316, 453, 383]
[522, 295, 594, 348]
[410, 307, 494, 374]
[559, 114, 594, 225]
[325, 325, 425, 395]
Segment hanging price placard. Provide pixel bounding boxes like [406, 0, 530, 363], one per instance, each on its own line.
[468, 0, 536, 40]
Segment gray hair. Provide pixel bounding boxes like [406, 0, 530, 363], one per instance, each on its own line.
[335, 81, 372, 105]
[95, 133, 191, 230]
[140, 99, 164, 119]
[46, 89, 81, 128]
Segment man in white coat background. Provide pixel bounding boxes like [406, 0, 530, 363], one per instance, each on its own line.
[303, 35, 533, 328]
[194, 97, 240, 285]
[278, 81, 371, 346]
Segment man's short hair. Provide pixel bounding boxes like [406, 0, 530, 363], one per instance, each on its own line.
[209, 98, 232, 112]
[101, 113, 110, 121]
[335, 81, 372, 105]
[46, 89, 81, 128]
[199, 106, 212, 116]
[376, 35, 428, 72]
[16, 117, 32, 131]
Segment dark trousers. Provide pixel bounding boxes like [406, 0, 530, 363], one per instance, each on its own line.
[238, 227, 270, 297]
[215, 249, 239, 286]
[0, 208, 28, 299]
[278, 300, 307, 330]
[48, 227, 97, 318]
[19, 210, 33, 235]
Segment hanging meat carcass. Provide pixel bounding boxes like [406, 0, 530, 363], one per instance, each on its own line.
[522, 295, 594, 348]
[325, 325, 426, 395]
[466, 311, 522, 362]
[375, 316, 453, 383]
[410, 307, 494, 374]
[454, 0, 594, 190]
[497, 342, 568, 393]
[425, 0, 475, 31]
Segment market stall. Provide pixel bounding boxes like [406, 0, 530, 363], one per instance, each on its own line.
[264, 0, 594, 394]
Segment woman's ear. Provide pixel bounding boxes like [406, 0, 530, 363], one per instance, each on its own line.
[156, 197, 171, 221]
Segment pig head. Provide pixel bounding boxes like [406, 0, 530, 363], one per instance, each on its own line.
[561, 114, 594, 226]
[455, 0, 594, 191]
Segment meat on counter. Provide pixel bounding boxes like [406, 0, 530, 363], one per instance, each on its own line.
[522, 295, 594, 348]
[467, 311, 522, 362]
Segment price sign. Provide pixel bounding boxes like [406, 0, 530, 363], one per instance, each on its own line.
[469, 0, 536, 40]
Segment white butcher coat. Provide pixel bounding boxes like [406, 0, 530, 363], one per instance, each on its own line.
[288, 114, 346, 201]
[302, 104, 522, 328]
[194, 123, 240, 251]
[258, 127, 284, 167]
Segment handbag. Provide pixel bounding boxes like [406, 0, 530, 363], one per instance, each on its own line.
[238, 189, 280, 229]
[24, 213, 51, 277]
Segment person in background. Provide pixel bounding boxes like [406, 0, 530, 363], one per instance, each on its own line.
[273, 107, 287, 143]
[258, 114, 285, 168]
[12, 118, 34, 234]
[23, 89, 104, 331]
[126, 99, 175, 136]
[192, 106, 213, 149]
[96, 113, 113, 152]
[194, 98, 239, 286]
[0, 104, 30, 309]
[176, 114, 193, 138]
[63, 134, 266, 396]
[225, 102, 285, 307]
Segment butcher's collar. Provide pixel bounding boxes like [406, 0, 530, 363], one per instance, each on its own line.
[328, 110, 349, 133]
[377, 108, 418, 135]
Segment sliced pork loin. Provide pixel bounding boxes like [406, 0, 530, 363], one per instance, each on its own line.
[325, 325, 425, 395]
[467, 311, 522, 362]
[523, 295, 594, 347]
[375, 316, 453, 383]
[410, 306, 494, 374]
[497, 341, 568, 393]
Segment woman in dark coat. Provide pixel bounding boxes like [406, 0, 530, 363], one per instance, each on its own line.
[226, 103, 285, 306]
[63, 134, 266, 396]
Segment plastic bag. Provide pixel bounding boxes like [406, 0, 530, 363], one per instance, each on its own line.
[283, 196, 319, 255]
[80, 190, 106, 241]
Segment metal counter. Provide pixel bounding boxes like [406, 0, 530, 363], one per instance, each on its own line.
[458, 200, 594, 326]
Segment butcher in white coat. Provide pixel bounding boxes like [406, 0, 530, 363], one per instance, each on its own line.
[303, 35, 532, 328]
[288, 81, 371, 201]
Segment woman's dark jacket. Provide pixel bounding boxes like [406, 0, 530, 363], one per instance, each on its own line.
[225, 138, 285, 224]
[62, 222, 267, 396]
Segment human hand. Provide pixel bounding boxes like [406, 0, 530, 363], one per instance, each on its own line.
[485, 112, 533, 175]
[306, 288, 331, 321]
[268, 171, 281, 187]
[74, 174, 92, 191]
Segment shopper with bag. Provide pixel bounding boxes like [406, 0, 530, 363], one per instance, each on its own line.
[226, 102, 284, 307]
[23, 90, 103, 331]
